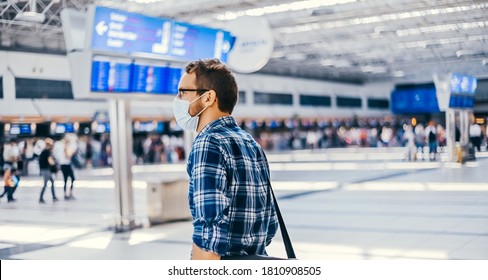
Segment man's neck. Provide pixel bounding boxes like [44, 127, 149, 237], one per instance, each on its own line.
[197, 111, 230, 133]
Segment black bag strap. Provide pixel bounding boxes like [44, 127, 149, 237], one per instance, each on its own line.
[268, 181, 296, 259]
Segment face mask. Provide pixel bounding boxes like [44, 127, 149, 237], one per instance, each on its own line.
[173, 92, 209, 132]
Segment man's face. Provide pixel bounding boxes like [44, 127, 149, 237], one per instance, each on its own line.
[177, 72, 206, 116]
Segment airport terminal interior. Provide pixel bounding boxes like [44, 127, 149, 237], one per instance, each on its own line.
[1, 0, 488, 260]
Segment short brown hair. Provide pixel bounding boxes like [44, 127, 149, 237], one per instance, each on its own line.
[185, 59, 238, 114]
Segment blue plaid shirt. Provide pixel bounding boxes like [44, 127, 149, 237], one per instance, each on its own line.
[187, 116, 278, 256]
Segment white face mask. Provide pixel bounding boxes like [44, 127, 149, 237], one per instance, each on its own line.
[173, 92, 209, 132]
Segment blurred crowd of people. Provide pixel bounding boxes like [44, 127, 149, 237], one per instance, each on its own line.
[241, 117, 487, 161]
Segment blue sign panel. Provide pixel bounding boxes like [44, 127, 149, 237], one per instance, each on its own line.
[449, 95, 474, 108]
[91, 6, 172, 56]
[391, 84, 440, 114]
[90, 6, 232, 62]
[131, 64, 170, 94]
[91, 60, 132, 92]
[450, 73, 477, 94]
[166, 67, 181, 94]
[170, 21, 232, 62]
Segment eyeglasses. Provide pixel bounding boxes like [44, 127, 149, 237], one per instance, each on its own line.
[177, 88, 209, 98]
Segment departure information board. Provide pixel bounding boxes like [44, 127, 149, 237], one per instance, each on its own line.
[391, 84, 441, 114]
[90, 57, 181, 94]
[91, 59, 132, 92]
[131, 64, 169, 94]
[88, 6, 233, 62]
[450, 73, 477, 94]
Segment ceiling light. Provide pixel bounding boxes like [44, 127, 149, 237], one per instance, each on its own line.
[276, 3, 488, 34]
[456, 50, 477, 57]
[14, 11, 46, 23]
[216, 0, 360, 20]
[393, 70, 405, 77]
[398, 41, 427, 49]
[396, 21, 488, 37]
[128, 0, 160, 3]
[319, 59, 351, 67]
[481, 59, 487, 65]
[271, 51, 286, 58]
[286, 53, 307, 61]
[320, 59, 334, 66]
[360, 65, 387, 73]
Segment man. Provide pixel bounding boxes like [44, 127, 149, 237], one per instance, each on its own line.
[38, 138, 58, 204]
[469, 122, 482, 152]
[173, 59, 278, 260]
[425, 121, 438, 161]
[54, 136, 76, 200]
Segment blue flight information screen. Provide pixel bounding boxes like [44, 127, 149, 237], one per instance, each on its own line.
[450, 73, 477, 94]
[391, 84, 440, 114]
[91, 58, 181, 94]
[131, 64, 168, 93]
[89, 6, 233, 62]
[91, 60, 132, 92]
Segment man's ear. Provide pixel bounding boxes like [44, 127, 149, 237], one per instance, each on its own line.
[205, 90, 217, 106]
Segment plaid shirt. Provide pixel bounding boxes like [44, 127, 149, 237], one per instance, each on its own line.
[187, 116, 278, 256]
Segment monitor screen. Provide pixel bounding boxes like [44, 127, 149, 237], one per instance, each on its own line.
[95, 123, 110, 133]
[9, 124, 33, 136]
[450, 73, 477, 94]
[53, 123, 76, 134]
[131, 64, 167, 94]
[91, 58, 132, 92]
[391, 84, 440, 114]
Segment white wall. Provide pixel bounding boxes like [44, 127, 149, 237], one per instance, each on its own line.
[233, 73, 393, 118]
[6, 51, 70, 80]
[1, 51, 394, 120]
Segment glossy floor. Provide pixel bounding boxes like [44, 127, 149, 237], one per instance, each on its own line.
[1, 148, 487, 260]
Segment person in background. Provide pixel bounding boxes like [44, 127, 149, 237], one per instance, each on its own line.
[469, 122, 482, 152]
[38, 138, 58, 204]
[1, 140, 20, 203]
[54, 136, 77, 200]
[403, 124, 417, 161]
[414, 124, 426, 160]
[425, 121, 438, 161]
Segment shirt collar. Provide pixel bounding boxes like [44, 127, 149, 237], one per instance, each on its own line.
[199, 116, 236, 135]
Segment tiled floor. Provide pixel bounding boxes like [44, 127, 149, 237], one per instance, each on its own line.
[1, 148, 487, 260]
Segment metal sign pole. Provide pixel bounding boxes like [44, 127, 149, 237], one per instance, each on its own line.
[109, 99, 136, 232]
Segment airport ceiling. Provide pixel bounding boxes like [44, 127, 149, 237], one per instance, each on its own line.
[1, 0, 488, 84]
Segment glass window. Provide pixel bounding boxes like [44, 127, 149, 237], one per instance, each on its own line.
[238, 91, 246, 104]
[475, 79, 488, 103]
[254, 91, 293, 105]
[367, 98, 389, 109]
[299, 94, 331, 107]
[16, 78, 73, 99]
[336, 96, 362, 108]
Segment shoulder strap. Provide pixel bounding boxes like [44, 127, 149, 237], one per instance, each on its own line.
[269, 183, 296, 259]
[260, 148, 296, 259]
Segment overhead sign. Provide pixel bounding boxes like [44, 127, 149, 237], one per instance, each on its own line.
[434, 72, 477, 111]
[88, 6, 233, 62]
[391, 84, 440, 114]
[450, 73, 477, 94]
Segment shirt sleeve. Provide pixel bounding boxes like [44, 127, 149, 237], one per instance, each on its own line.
[189, 136, 230, 256]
